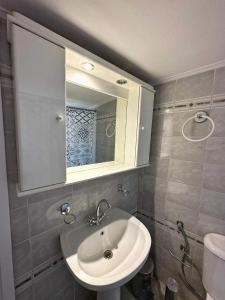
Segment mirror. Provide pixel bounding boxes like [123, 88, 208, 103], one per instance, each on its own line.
[66, 82, 127, 168]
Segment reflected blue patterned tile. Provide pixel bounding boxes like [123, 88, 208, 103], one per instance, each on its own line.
[66, 107, 96, 167]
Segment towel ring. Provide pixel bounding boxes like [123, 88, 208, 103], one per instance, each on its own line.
[181, 111, 215, 142]
[60, 203, 76, 224]
[105, 120, 116, 138]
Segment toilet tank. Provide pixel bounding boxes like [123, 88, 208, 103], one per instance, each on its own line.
[203, 233, 225, 300]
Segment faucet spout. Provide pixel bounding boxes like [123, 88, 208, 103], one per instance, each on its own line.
[88, 199, 111, 226]
[96, 199, 111, 224]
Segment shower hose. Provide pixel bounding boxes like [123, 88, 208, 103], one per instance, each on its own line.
[169, 221, 205, 300]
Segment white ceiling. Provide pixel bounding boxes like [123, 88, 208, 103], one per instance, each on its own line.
[1, 0, 225, 83]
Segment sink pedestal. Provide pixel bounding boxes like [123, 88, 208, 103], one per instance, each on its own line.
[97, 287, 120, 300]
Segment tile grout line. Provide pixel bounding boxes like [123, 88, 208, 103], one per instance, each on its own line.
[196, 68, 216, 240]
[26, 196, 36, 300]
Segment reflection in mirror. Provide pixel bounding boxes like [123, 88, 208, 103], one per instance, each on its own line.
[66, 82, 126, 168]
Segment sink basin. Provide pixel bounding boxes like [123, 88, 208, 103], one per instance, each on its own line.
[60, 208, 151, 300]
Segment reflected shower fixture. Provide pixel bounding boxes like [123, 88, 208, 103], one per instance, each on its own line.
[105, 120, 116, 138]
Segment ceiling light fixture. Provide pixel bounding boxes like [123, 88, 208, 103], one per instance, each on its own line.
[80, 62, 95, 72]
[116, 79, 127, 85]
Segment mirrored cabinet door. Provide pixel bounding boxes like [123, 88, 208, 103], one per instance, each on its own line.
[12, 25, 66, 191]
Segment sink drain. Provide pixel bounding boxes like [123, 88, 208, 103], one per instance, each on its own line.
[104, 249, 113, 259]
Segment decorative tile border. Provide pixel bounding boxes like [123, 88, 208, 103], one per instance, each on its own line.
[15, 254, 64, 294]
[154, 95, 225, 113]
[138, 210, 204, 246]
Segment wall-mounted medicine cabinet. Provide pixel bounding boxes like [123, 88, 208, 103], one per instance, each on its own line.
[8, 13, 154, 195]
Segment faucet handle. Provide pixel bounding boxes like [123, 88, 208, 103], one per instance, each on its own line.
[98, 212, 106, 223]
[88, 216, 96, 226]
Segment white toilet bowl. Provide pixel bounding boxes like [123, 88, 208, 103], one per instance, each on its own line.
[203, 233, 225, 300]
[206, 293, 215, 300]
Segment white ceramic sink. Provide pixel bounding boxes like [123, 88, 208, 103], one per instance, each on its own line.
[60, 208, 151, 300]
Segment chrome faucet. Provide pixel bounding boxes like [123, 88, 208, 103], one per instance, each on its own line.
[88, 199, 111, 226]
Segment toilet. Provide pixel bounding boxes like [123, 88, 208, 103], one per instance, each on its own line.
[203, 233, 225, 300]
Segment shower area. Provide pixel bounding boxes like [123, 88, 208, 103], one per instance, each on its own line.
[136, 67, 225, 300]
[66, 82, 116, 168]
[66, 106, 97, 167]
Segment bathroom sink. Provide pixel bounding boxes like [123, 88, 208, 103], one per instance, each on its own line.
[60, 208, 151, 299]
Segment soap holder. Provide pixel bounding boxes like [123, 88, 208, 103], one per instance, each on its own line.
[60, 203, 76, 224]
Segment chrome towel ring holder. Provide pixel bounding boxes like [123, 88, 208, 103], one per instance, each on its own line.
[105, 120, 116, 138]
[181, 111, 215, 142]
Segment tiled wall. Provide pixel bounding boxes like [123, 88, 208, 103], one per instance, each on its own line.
[138, 67, 225, 300]
[0, 13, 139, 300]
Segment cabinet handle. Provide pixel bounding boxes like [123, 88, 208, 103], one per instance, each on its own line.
[56, 114, 64, 121]
[141, 126, 145, 131]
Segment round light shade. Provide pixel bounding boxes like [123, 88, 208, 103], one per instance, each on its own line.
[80, 62, 95, 72]
[116, 79, 127, 85]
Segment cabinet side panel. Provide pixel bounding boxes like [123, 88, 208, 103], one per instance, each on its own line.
[124, 87, 140, 166]
[136, 87, 154, 166]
